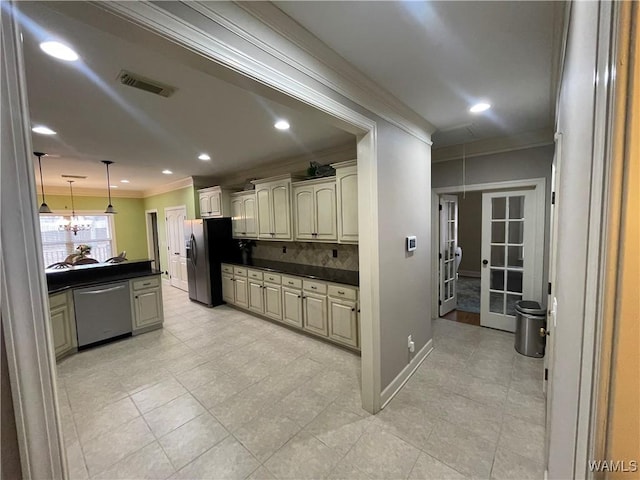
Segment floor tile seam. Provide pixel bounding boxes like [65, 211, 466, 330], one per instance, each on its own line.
[88, 438, 170, 480]
[416, 426, 471, 479]
[63, 390, 92, 478]
[488, 406, 507, 480]
[141, 390, 209, 431]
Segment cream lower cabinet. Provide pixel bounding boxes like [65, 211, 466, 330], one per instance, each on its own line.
[282, 287, 303, 328]
[222, 273, 235, 304]
[263, 282, 282, 321]
[303, 292, 328, 336]
[48, 291, 77, 360]
[131, 276, 163, 333]
[234, 276, 248, 309]
[248, 279, 265, 313]
[328, 297, 358, 348]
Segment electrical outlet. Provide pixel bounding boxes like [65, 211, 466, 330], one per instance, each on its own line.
[407, 335, 415, 353]
[332, 249, 338, 258]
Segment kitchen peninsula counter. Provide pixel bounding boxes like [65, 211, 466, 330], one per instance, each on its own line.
[46, 259, 161, 294]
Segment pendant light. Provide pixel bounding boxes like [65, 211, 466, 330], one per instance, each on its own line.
[59, 180, 91, 235]
[34, 151, 52, 213]
[102, 160, 116, 214]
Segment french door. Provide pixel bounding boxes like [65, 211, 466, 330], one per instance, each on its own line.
[439, 195, 458, 316]
[480, 190, 535, 331]
[165, 206, 188, 291]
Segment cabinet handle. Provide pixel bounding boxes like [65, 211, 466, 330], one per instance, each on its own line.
[338, 290, 345, 294]
[143, 282, 151, 286]
[288, 281, 294, 285]
[352, 307, 356, 312]
[357, 309, 361, 313]
[297, 295, 301, 298]
[135, 295, 139, 299]
[311, 286, 317, 290]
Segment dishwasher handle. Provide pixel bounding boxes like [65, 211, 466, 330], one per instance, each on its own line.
[77, 285, 126, 295]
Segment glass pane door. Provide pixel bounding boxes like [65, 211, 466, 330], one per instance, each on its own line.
[439, 194, 458, 316]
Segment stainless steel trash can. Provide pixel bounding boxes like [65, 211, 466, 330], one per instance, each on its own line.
[515, 300, 547, 357]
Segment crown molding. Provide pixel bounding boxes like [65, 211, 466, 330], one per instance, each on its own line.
[431, 128, 554, 163]
[210, 1, 435, 144]
[41, 185, 144, 198]
[141, 176, 194, 198]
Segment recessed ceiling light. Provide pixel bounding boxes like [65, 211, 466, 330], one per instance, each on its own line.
[469, 102, 491, 113]
[162, 169, 173, 175]
[39, 41, 79, 62]
[120, 179, 130, 183]
[274, 120, 290, 130]
[198, 153, 211, 161]
[32, 125, 57, 135]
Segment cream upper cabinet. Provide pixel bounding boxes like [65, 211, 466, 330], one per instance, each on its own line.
[332, 160, 358, 244]
[292, 179, 337, 242]
[198, 186, 232, 218]
[231, 191, 257, 238]
[252, 176, 294, 240]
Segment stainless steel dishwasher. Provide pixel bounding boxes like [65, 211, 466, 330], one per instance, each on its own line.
[73, 281, 133, 347]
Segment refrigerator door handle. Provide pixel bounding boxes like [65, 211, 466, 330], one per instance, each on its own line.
[190, 234, 197, 265]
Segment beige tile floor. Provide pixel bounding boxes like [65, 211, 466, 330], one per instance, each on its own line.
[57, 283, 545, 480]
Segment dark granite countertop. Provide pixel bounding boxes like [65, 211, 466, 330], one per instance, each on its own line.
[223, 259, 359, 286]
[47, 259, 161, 294]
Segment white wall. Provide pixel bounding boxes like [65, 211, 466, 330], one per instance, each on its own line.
[376, 122, 432, 388]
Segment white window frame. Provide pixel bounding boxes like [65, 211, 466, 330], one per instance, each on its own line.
[39, 210, 117, 265]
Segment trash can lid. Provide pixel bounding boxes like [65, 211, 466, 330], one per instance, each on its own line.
[515, 300, 546, 315]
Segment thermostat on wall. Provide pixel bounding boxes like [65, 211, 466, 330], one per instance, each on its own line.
[406, 235, 417, 252]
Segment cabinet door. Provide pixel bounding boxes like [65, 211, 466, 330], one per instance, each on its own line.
[271, 184, 291, 240]
[294, 186, 314, 240]
[50, 304, 73, 357]
[264, 283, 282, 321]
[222, 274, 235, 304]
[199, 193, 211, 218]
[234, 276, 249, 308]
[244, 195, 257, 238]
[337, 169, 358, 243]
[282, 287, 303, 327]
[134, 288, 162, 329]
[209, 191, 222, 217]
[231, 198, 245, 237]
[256, 186, 272, 238]
[303, 292, 328, 336]
[248, 280, 264, 313]
[328, 298, 358, 348]
[314, 184, 337, 241]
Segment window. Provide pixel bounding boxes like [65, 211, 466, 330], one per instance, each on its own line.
[40, 214, 116, 266]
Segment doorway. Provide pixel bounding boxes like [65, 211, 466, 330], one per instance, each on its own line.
[164, 205, 188, 291]
[434, 179, 546, 332]
[145, 210, 161, 272]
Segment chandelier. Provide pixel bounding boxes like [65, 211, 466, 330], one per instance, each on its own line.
[58, 180, 91, 235]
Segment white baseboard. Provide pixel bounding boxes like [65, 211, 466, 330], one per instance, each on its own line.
[458, 270, 481, 278]
[380, 338, 434, 409]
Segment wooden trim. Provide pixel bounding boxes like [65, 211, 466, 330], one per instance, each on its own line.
[1, 3, 66, 477]
[380, 339, 433, 408]
[142, 177, 193, 198]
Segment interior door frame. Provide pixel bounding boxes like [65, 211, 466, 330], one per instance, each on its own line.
[145, 209, 160, 271]
[432, 177, 547, 321]
[164, 205, 188, 290]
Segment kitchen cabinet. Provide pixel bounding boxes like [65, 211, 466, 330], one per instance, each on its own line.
[253, 175, 295, 240]
[231, 191, 257, 238]
[234, 275, 249, 309]
[332, 160, 358, 244]
[222, 273, 235, 304]
[328, 297, 358, 348]
[263, 282, 283, 321]
[282, 286, 303, 328]
[198, 186, 232, 218]
[248, 279, 265, 314]
[303, 292, 328, 336]
[48, 291, 77, 360]
[131, 276, 164, 333]
[292, 179, 337, 242]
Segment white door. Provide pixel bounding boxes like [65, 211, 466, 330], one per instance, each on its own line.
[439, 195, 458, 316]
[165, 206, 188, 291]
[480, 190, 535, 332]
[545, 132, 562, 463]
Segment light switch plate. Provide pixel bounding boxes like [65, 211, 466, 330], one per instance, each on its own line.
[406, 235, 417, 251]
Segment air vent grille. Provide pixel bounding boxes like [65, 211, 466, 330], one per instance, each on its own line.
[118, 70, 175, 98]
[61, 174, 87, 179]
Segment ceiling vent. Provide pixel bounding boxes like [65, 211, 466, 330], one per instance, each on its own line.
[118, 70, 176, 98]
[61, 174, 87, 179]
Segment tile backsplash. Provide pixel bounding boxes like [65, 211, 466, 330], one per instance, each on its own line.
[251, 241, 359, 271]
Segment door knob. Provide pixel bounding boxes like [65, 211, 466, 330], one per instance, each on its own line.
[482, 259, 488, 265]
[539, 327, 549, 337]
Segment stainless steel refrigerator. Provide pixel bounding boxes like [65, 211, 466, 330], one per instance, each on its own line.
[184, 218, 237, 306]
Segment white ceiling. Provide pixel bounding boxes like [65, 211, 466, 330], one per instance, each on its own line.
[20, 3, 354, 193]
[275, 1, 561, 147]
